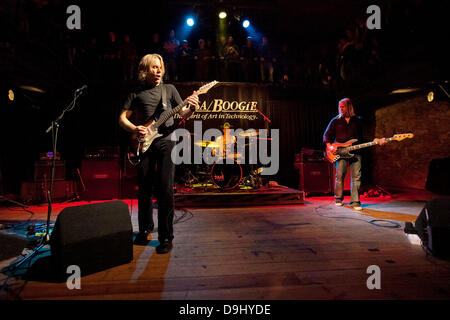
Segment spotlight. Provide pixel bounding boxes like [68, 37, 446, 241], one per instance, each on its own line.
[219, 11, 227, 19]
[8, 89, 15, 101]
[427, 91, 435, 103]
[242, 19, 250, 28]
[186, 17, 195, 27]
[426, 81, 450, 103]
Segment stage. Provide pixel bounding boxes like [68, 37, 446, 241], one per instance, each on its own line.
[1, 188, 449, 300]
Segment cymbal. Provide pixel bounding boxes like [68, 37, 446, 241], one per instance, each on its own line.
[194, 140, 220, 148]
[239, 130, 259, 137]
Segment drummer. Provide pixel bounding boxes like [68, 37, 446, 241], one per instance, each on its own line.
[212, 122, 237, 160]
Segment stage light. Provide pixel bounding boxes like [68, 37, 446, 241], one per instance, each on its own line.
[427, 91, 435, 103]
[219, 11, 227, 19]
[390, 88, 421, 94]
[242, 19, 250, 28]
[19, 85, 45, 93]
[186, 17, 195, 27]
[8, 89, 15, 101]
[426, 80, 450, 103]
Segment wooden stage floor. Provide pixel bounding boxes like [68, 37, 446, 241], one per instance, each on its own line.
[1, 188, 450, 301]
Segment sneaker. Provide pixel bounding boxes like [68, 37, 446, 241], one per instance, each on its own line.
[156, 240, 173, 254]
[351, 202, 363, 211]
[335, 200, 343, 207]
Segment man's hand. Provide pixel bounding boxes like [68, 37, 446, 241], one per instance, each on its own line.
[327, 143, 337, 154]
[373, 138, 387, 145]
[135, 125, 148, 138]
[186, 94, 200, 111]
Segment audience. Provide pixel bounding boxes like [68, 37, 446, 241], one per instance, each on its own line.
[193, 39, 213, 81]
[177, 39, 193, 81]
[4, 0, 397, 91]
[258, 36, 275, 83]
[240, 37, 259, 82]
[224, 36, 241, 81]
[163, 29, 180, 81]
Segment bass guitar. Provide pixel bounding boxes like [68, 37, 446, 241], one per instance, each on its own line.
[325, 133, 414, 163]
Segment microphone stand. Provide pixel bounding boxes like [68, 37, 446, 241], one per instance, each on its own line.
[12, 89, 83, 269]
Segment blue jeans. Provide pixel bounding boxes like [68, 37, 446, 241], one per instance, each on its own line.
[334, 155, 362, 204]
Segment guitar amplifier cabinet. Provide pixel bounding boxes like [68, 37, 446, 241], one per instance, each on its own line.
[34, 160, 65, 182]
[20, 180, 75, 204]
[80, 159, 120, 201]
[120, 156, 138, 199]
[296, 160, 332, 194]
[120, 177, 139, 199]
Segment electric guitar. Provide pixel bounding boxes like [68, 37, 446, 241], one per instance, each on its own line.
[128, 80, 218, 162]
[325, 133, 414, 163]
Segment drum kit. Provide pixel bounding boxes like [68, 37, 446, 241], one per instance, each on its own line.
[183, 129, 269, 190]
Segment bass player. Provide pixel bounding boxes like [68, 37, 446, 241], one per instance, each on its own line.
[323, 98, 386, 210]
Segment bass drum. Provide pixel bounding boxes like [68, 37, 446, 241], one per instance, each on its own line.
[211, 162, 243, 190]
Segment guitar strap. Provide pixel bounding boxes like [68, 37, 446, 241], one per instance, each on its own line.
[161, 84, 167, 110]
[160, 84, 174, 128]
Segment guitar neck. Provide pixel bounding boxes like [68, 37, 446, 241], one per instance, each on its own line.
[154, 98, 190, 128]
[346, 137, 393, 151]
[151, 81, 217, 129]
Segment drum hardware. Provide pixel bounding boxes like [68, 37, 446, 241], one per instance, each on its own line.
[239, 130, 260, 137]
[183, 163, 265, 191]
[241, 166, 264, 189]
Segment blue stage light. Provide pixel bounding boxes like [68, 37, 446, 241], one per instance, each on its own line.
[242, 19, 250, 28]
[186, 18, 195, 27]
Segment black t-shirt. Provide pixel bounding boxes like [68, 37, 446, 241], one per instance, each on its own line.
[323, 115, 364, 145]
[122, 83, 183, 139]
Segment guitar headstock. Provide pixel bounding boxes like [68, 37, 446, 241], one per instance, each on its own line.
[196, 80, 219, 95]
[392, 133, 414, 141]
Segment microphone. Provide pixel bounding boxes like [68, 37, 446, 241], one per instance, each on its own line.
[75, 85, 87, 93]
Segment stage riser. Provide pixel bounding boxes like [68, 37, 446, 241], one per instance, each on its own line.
[175, 189, 304, 208]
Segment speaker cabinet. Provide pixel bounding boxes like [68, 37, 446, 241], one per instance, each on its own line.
[120, 157, 138, 199]
[80, 159, 120, 201]
[20, 180, 75, 204]
[50, 201, 133, 278]
[34, 160, 65, 182]
[426, 158, 450, 195]
[415, 198, 450, 259]
[298, 161, 332, 194]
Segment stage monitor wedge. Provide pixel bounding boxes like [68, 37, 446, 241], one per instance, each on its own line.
[415, 198, 450, 259]
[50, 200, 133, 279]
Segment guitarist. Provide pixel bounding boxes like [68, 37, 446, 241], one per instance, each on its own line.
[119, 53, 199, 253]
[323, 98, 386, 210]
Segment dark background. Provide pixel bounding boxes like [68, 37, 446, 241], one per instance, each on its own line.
[1, 0, 449, 194]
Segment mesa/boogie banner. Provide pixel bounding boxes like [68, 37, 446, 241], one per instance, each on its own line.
[174, 82, 270, 132]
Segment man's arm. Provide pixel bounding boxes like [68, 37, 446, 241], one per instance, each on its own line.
[119, 109, 147, 137]
[169, 84, 200, 120]
[323, 119, 337, 153]
[323, 119, 336, 146]
[179, 94, 199, 119]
